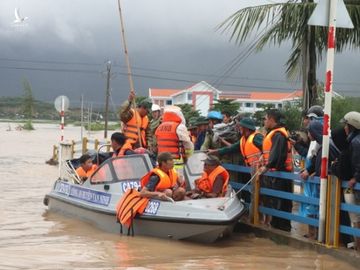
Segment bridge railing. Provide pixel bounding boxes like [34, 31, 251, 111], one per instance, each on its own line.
[223, 163, 360, 248]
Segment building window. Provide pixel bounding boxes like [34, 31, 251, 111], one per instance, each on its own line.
[256, 103, 264, 108]
[278, 103, 282, 108]
[245, 102, 253, 108]
[166, 100, 172, 105]
[187, 93, 192, 101]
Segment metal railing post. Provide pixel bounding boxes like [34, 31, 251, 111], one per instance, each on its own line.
[82, 137, 88, 154]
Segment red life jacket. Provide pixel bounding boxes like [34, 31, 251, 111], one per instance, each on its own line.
[155, 111, 184, 159]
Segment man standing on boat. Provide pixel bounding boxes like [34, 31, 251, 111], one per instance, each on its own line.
[140, 152, 186, 201]
[155, 106, 193, 172]
[120, 90, 152, 150]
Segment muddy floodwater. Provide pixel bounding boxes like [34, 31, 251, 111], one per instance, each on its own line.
[0, 122, 356, 269]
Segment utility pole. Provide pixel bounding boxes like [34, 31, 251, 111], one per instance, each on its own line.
[80, 94, 84, 142]
[103, 61, 115, 139]
[104, 61, 111, 139]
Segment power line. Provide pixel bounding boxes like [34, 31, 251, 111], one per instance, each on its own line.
[0, 56, 358, 87]
[0, 64, 358, 93]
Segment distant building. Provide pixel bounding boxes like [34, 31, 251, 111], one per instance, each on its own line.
[219, 90, 303, 113]
[149, 81, 303, 115]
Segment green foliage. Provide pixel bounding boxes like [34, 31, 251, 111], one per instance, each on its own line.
[282, 102, 302, 132]
[213, 99, 240, 116]
[175, 104, 200, 124]
[219, 1, 360, 105]
[84, 122, 120, 131]
[22, 79, 34, 121]
[22, 120, 34, 130]
[331, 97, 360, 129]
[251, 102, 302, 131]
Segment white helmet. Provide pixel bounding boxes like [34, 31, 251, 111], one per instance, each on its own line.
[341, 111, 360, 129]
[151, 104, 161, 112]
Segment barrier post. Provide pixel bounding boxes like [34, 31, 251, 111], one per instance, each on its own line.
[52, 145, 58, 161]
[71, 140, 75, 158]
[82, 137, 88, 154]
[251, 173, 260, 225]
[107, 140, 111, 152]
[325, 175, 341, 248]
[94, 139, 99, 150]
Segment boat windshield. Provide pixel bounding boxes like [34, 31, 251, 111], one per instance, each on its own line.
[90, 154, 152, 184]
[112, 156, 150, 181]
[186, 151, 206, 176]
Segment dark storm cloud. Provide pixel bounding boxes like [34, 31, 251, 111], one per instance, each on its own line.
[0, 0, 358, 108]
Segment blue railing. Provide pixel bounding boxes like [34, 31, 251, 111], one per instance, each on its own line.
[223, 163, 360, 244]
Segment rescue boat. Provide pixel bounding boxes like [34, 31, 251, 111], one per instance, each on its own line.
[44, 152, 245, 243]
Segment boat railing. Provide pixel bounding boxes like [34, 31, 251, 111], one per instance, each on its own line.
[222, 163, 360, 248]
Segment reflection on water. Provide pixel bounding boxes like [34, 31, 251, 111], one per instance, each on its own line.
[0, 123, 356, 269]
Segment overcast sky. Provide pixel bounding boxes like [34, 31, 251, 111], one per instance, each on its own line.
[0, 0, 359, 108]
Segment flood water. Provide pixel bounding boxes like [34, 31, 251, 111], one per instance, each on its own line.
[0, 122, 356, 269]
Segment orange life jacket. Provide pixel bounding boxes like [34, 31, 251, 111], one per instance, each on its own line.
[195, 166, 229, 197]
[155, 112, 184, 159]
[116, 188, 149, 228]
[262, 127, 293, 171]
[76, 164, 98, 179]
[112, 141, 133, 158]
[140, 167, 178, 191]
[124, 109, 149, 148]
[240, 132, 262, 167]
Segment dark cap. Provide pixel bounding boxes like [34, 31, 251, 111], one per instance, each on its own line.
[138, 99, 152, 110]
[239, 117, 256, 130]
[188, 117, 198, 129]
[202, 155, 221, 166]
[195, 116, 209, 126]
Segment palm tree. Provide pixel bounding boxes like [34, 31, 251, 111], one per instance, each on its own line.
[219, 0, 360, 109]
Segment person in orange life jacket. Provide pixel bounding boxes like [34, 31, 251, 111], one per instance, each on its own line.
[140, 152, 186, 201]
[186, 155, 229, 199]
[208, 117, 263, 167]
[119, 90, 151, 149]
[155, 107, 194, 167]
[76, 154, 98, 182]
[111, 132, 135, 157]
[207, 118, 263, 203]
[258, 109, 293, 232]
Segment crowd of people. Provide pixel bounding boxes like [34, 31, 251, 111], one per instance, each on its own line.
[75, 90, 360, 249]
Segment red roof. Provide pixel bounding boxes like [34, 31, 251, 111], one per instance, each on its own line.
[219, 90, 302, 101]
[149, 88, 182, 97]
